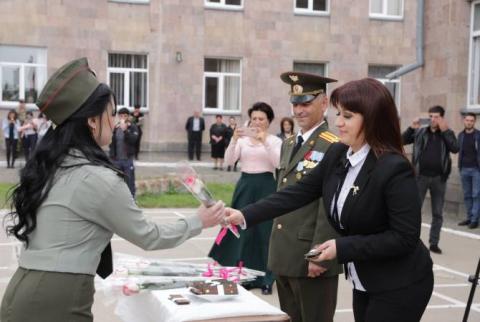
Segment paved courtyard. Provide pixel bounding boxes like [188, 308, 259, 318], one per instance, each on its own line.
[0, 154, 479, 321]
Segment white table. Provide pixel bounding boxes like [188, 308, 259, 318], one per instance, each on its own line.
[115, 285, 289, 322]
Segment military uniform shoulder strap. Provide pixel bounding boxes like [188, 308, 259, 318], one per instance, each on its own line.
[318, 131, 339, 143]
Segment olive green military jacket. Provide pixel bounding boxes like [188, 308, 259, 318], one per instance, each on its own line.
[268, 123, 342, 278]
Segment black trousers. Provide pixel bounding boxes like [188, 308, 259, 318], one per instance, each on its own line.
[134, 127, 142, 159]
[417, 175, 446, 246]
[352, 271, 433, 322]
[188, 131, 202, 160]
[5, 138, 17, 167]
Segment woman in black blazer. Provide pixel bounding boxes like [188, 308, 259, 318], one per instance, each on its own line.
[225, 78, 433, 322]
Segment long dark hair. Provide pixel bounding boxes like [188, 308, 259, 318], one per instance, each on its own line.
[5, 83, 118, 246]
[280, 117, 294, 135]
[330, 78, 405, 157]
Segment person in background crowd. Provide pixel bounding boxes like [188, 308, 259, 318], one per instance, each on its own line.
[210, 114, 228, 170]
[2, 110, 21, 168]
[402, 105, 459, 254]
[1, 57, 225, 322]
[16, 99, 27, 125]
[277, 116, 295, 141]
[109, 108, 139, 198]
[185, 111, 205, 161]
[225, 78, 434, 322]
[457, 112, 480, 229]
[19, 111, 38, 161]
[225, 116, 238, 172]
[35, 113, 52, 143]
[209, 102, 282, 295]
[131, 104, 144, 160]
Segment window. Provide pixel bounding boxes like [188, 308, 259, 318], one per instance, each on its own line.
[468, 1, 480, 107]
[108, 53, 148, 109]
[203, 58, 241, 113]
[294, 0, 329, 15]
[293, 62, 326, 76]
[205, 0, 243, 10]
[370, 0, 403, 19]
[0, 45, 47, 105]
[368, 65, 401, 110]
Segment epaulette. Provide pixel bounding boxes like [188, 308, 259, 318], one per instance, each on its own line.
[318, 131, 339, 143]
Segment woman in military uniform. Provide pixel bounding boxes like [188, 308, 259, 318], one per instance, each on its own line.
[1, 58, 224, 322]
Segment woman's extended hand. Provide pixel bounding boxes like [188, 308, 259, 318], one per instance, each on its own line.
[256, 129, 267, 143]
[197, 201, 225, 228]
[224, 207, 246, 226]
[313, 239, 337, 262]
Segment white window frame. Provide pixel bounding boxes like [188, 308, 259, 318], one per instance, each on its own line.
[107, 53, 149, 111]
[204, 0, 243, 11]
[369, 0, 404, 21]
[468, 0, 480, 109]
[0, 46, 47, 109]
[293, 0, 330, 16]
[203, 58, 242, 115]
[369, 65, 402, 113]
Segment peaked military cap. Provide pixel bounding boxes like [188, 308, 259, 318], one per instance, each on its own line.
[36, 57, 100, 125]
[280, 71, 337, 104]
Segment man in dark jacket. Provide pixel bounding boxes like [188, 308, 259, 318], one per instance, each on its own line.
[457, 113, 480, 229]
[185, 111, 205, 161]
[110, 108, 139, 197]
[402, 105, 459, 254]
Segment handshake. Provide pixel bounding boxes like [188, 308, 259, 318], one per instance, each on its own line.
[196, 202, 246, 229]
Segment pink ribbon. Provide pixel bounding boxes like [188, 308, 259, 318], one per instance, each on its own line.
[214, 225, 240, 245]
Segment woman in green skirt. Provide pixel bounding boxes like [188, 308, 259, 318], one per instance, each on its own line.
[208, 102, 282, 295]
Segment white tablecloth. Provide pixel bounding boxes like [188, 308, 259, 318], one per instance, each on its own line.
[115, 285, 285, 322]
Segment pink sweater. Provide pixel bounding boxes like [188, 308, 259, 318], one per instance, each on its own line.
[224, 135, 282, 174]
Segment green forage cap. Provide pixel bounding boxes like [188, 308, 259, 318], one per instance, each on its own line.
[36, 57, 99, 125]
[280, 71, 337, 104]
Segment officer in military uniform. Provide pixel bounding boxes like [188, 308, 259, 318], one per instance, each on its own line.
[268, 72, 342, 322]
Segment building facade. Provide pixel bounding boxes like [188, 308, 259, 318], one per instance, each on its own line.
[0, 0, 476, 153]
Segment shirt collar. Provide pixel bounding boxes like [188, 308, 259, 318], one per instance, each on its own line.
[346, 143, 371, 168]
[296, 121, 326, 144]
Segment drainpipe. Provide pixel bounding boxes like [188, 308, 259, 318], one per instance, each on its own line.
[386, 0, 425, 79]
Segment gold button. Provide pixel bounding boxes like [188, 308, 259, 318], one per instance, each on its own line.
[277, 224, 282, 229]
[282, 178, 287, 183]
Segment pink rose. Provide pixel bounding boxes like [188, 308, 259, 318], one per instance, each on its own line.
[122, 282, 140, 296]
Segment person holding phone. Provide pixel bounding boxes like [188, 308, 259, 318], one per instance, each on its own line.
[2, 109, 21, 168]
[208, 102, 282, 294]
[402, 106, 459, 254]
[224, 79, 434, 322]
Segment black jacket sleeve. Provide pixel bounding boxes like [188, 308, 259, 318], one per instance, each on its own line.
[440, 129, 459, 154]
[401, 127, 416, 145]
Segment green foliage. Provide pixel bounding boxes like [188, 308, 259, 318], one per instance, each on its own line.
[0, 183, 15, 209]
[0, 182, 235, 209]
[137, 183, 235, 208]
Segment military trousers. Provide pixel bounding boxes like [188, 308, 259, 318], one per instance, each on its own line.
[1, 267, 95, 322]
[276, 274, 338, 322]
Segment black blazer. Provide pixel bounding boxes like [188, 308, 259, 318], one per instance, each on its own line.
[185, 116, 205, 134]
[242, 143, 433, 293]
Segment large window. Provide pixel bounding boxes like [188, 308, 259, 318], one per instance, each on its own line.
[293, 62, 326, 76]
[370, 0, 403, 19]
[368, 65, 401, 110]
[108, 53, 148, 109]
[0, 45, 47, 105]
[204, 58, 241, 113]
[204, 0, 243, 10]
[469, 1, 480, 107]
[294, 0, 329, 15]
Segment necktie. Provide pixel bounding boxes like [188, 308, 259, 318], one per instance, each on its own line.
[290, 136, 304, 162]
[96, 243, 113, 279]
[331, 159, 351, 230]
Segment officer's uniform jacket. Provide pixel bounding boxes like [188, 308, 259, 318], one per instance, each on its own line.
[268, 122, 342, 277]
